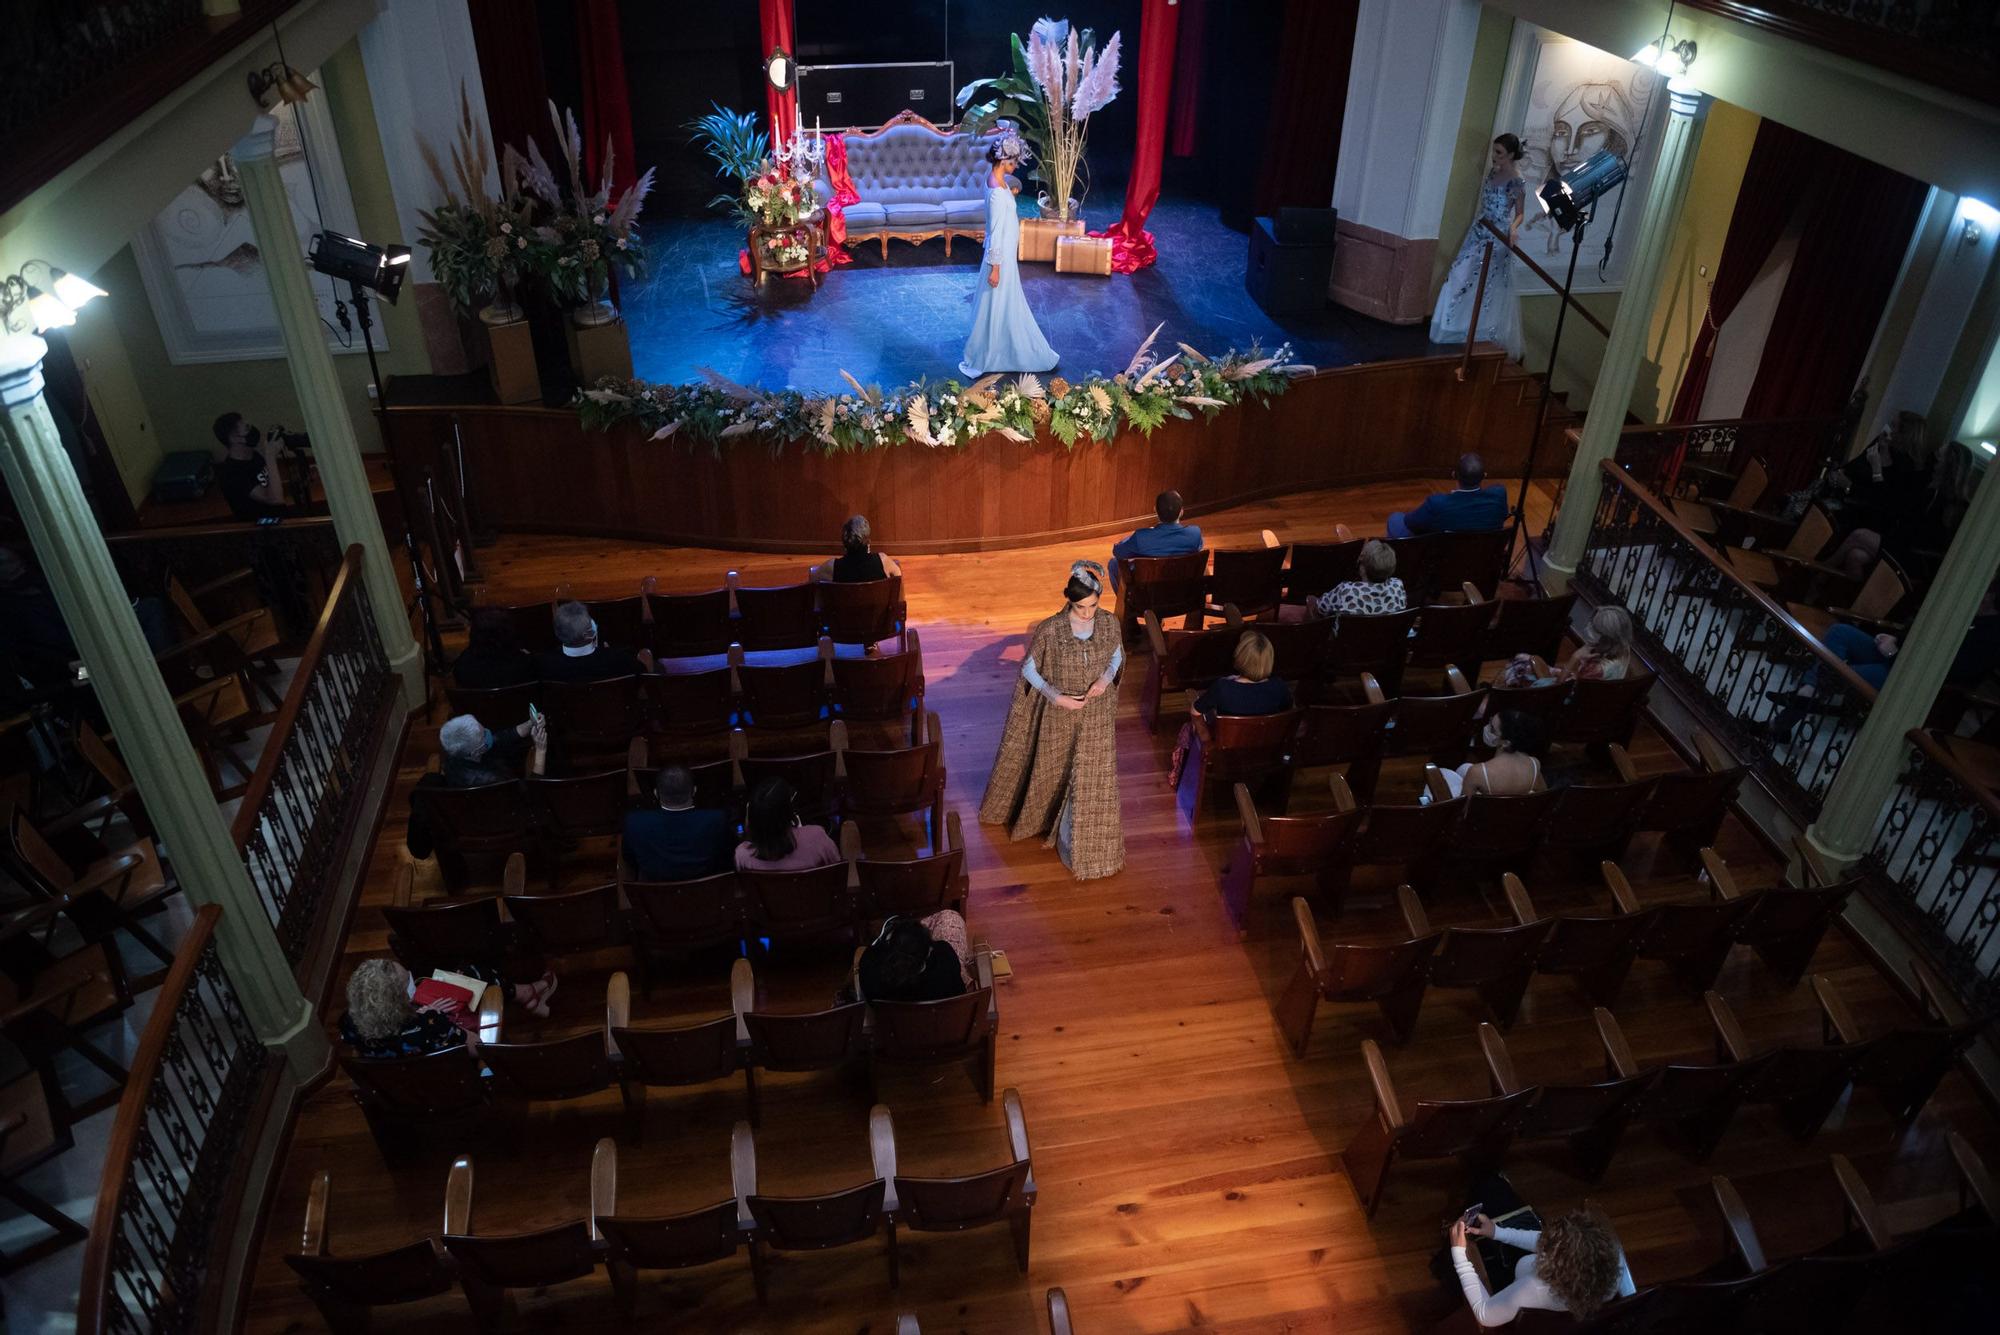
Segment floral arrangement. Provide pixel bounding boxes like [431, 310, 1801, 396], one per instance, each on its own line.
[506, 101, 655, 308]
[763, 227, 812, 268]
[743, 163, 816, 229]
[415, 89, 541, 320]
[574, 326, 1308, 454]
[959, 17, 1120, 221]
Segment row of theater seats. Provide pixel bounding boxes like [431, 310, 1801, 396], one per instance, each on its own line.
[1138, 591, 1577, 722]
[415, 720, 946, 894]
[490, 572, 912, 657]
[291, 1090, 1038, 1324]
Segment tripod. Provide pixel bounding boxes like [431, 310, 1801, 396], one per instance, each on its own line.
[1506, 209, 1592, 593]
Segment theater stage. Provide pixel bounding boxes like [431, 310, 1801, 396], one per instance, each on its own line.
[618, 189, 1444, 391]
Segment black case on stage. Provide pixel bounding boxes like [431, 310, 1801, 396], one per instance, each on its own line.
[152, 451, 214, 503]
[797, 62, 955, 131]
[1247, 208, 1339, 316]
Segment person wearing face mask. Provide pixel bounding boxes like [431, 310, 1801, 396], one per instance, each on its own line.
[1438, 710, 1545, 800]
[534, 599, 641, 682]
[405, 712, 548, 859]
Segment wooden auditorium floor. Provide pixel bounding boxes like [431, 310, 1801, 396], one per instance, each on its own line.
[242, 481, 1998, 1334]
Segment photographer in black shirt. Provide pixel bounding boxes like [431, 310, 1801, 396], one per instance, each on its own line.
[213, 412, 296, 521]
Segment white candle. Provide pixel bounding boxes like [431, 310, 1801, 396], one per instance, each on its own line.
[816, 116, 822, 141]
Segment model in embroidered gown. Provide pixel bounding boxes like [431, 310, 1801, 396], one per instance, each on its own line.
[979, 561, 1124, 880]
[1430, 134, 1528, 362]
[960, 133, 1059, 380]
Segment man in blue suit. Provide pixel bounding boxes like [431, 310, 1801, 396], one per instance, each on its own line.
[621, 765, 734, 882]
[1387, 454, 1510, 540]
[1110, 489, 1204, 590]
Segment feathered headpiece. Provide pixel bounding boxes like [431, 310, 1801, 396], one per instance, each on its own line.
[1068, 559, 1109, 596]
[993, 127, 1032, 167]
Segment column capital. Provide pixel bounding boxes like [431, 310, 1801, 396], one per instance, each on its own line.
[0, 332, 49, 401]
[1667, 79, 1711, 121]
[229, 113, 282, 166]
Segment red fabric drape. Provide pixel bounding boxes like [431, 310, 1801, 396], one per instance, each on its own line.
[1252, 0, 1359, 216]
[761, 0, 797, 147]
[466, 0, 549, 173]
[1741, 155, 1927, 493]
[576, 0, 635, 197]
[1089, 0, 1181, 274]
[1168, 0, 1207, 159]
[818, 132, 860, 269]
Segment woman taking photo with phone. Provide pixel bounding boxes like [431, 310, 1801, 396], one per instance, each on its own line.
[1449, 1205, 1634, 1325]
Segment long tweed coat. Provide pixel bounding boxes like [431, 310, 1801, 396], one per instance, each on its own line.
[978, 608, 1125, 880]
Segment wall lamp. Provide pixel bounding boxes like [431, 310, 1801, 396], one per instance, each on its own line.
[248, 61, 318, 112]
[0, 261, 109, 334]
[1635, 36, 1698, 78]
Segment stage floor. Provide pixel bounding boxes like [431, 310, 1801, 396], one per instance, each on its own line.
[621, 190, 1444, 391]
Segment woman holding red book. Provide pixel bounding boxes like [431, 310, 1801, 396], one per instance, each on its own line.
[340, 958, 558, 1058]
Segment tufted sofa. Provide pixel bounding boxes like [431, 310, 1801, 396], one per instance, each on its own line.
[814, 109, 1006, 259]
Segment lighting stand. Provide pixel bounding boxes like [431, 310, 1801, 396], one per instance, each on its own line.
[1508, 209, 1591, 593]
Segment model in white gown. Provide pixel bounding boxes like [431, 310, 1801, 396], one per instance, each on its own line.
[1431, 136, 1528, 362]
[960, 142, 1058, 379]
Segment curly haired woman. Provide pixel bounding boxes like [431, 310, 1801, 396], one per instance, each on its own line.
[1450, 1207, 1634, 1325]
[340, 958, 556, 1059]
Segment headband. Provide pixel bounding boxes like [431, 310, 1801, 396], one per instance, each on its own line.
[1068, 560, 1107, 595]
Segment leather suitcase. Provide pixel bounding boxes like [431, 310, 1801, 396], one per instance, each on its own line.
[1019, 216, 1085, 263]
[1054, 234, 1113, 276]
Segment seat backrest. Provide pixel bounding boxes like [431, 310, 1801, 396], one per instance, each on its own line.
[1486, 594, 1577, 661]
[1208, 546, 1288, 611]
[1122, 551, 1210, 623]
[1285, 538, 1366, 602]
[495, 600, 555, 652]
[646, 667, 736, 734]
[749, 1179, 887, 1250]
[1542, 781, 1655, 849]
[1429, 920, 1554, 988]
[342, 1048, 488, 1117]
[382, 897, 510, 966]
[820, 576, 904, 645]
[480, 1032, 613, 1101]
[834, 116, 998, 203]
[543, 674, 643, 741]
[1353, 794, 1467, 864]
[1643, 897, 1760, 961]
[1537, 910, 1656, 976]
[1554, 674, 1657, 746]
[2, 805, 72, 893]
[597, 1199, 743, 1270]
[857, 847, 965, 918]
[741, 862, 855, 940]
[744, 1003, 868, 1071]
[1258, 807, 1365, 873]
[590, 594, 650, 652]
[444, 1221, 599, 1289]
[896, 1161, 1032, 1232]
[613, 1014, 741, 1086]
[285, 1240, 455, 1307]
[1734, 882, 1854, 948]
[1453, 790, 1558, 861]
[1852, 555, 1909, 620]
[738, 751, 840, 819]
[843, 740, 941, 810]
[527, 770, 628, 838]
[1293, 700, 1395, 771]
[1325, 608, 1420, 683]
[1746, 1043, 1852, 1106]
[1639, 765, 1746, 833]
[1484, 679, 1570, 732]
[1259, 619, 1332, 681]
[737, 660, 827, 728]
[1785, 506, 1834, 560]
[651, 587, 735, 658]
[1398, 1087, 1535, 1159]
[624, 872, 746, 947]
[1324, 934, 1438, 1000]
[1205, 709, 1304, 776]
[1726, 458, 1769, 509]
[1518, 1071, 1655, 1141]
[1158, 626, 1243, 693]
[411, 781, 533, 846]
[1851, 1022, 1980, 1092]
[831, 650, 923, 720]
[872, 988, 994, 1058]
[444, 681, 541, 733]
[1408, 601, 1496, 670]
[1382, 688, 1487, 758]
[503, 882, 622, 955]
[1639, 1056, 1765, 1121]
[1423, 528, 1515, 601]
[734, 582, 820, 650]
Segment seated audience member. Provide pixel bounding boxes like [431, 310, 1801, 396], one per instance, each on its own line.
[1308, 539, 1407, 626]
[1765, 589, 2000, 740]
[452, 608, 537, 690]
[1556, 606, 1635, 682]
[821, 514, 903, 582]
[623, 764, 735, 881]
[1109, 489, 1203, 590]
[1442, 710, 1545, 799]
[534, 599, 638, 682]
[213, 412, 292, 521]
[1450, 1205, 1633, 1326]
[1169, 631, 1292, 786]
[735, 777, 841, 872]
[339, 958, 556, 1058]
[1387, 453, 1508, 540]
[405, 712, 547, 859]
[852, 911, 973, 1002]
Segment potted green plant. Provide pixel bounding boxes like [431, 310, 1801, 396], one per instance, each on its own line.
[509, 102, 654, 328]
[958, 16, 1121, 224]
[687, 102, 771, 228]
[416, 90, 540, 324]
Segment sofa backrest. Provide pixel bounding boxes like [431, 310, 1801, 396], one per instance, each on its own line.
[830, 115, 1005, 205]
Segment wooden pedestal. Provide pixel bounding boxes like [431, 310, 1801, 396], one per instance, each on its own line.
[1019, 216, 1085, 263]
[566, 315, 634, 387]
[485, 318, 541, 404]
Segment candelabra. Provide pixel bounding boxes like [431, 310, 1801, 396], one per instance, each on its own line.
[774, 129, 826, 182]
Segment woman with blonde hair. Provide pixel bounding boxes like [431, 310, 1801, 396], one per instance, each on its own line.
[980, 560, 1123, 880]
[1559, 606, 1636, 682]
[1450, 1206, 1634, 1324]
[1169, 630, 1294, 787]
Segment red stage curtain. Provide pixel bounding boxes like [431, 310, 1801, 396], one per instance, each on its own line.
[466, 0, 550, 168]
[576, 0, 635, 196]
[1742, 154, 1926, 492]
[1090, 0, 1181, 273]
[1252, 0, 1359, 216]
[761, 0, 797, 146]
[1168, 0, 1207, 159]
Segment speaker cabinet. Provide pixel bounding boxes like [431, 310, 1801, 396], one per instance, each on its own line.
[1247, 210, 1339, 316]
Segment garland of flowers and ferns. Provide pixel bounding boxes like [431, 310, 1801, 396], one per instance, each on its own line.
[575, 325, 1309, 453]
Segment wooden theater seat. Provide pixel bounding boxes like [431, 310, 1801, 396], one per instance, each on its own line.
[1812, 961, 1984, 1124]
[649, 585, 736, 659]
[1181, 700, 1303, 816]
[1506, 873, 1653, 1009]
[741, 861, 858, 949]
[1597, 1007, 1765, 1161]
[1707, 845, 1855, 985]
[1322, 608, 1419, 698]
[479, 1029, 615, 1109]
[644, 665, 737, 740]
[1282, 536, 1365, 606]
[846, 815, 971, 923]
[868, 947, 1000, 1102]
[606, 964, 755, 1132]
[1370, 668, 1485, 766]
[1606, 858, 1758, 993]
[1117, 549, 1210, 648]
[730, 575, 822, 650]
[1401, 887, 1552, 1030]
[1322, 769, 1466, 904]
[1292, 697, 1395, 803]
[445, 680, 542, 733]
[592, 1130, 755, 1315]
[283, 1170, 456, 1332]
[1219, 779, 1364, 936]
[1277, 895, 1439, 1052]
[1341, 1037, 1533, 1217]
[543, 674, 645, 769]
[839, 710, 948, 848]
[443, 1151, 608, 1328]
[1140, 609, 1244, 734]
[830, 634, 926, 723]
[1704, 989, 1853, 1143]
[819, 574, 908, 649]
[733, 642, 832, 732]
[1479, 1022, 1652, 1182]
[740, 1115, 898, 1301]
[874, 1088, 1037, 1272]
[1612, 731, 1745, 863]
[1407, 595, 1494, 683]
[1206, 545, 1288, 620]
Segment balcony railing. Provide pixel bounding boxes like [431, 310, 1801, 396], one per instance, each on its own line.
[1867, 728, 2000, 1007]
[77, 905, 269, 1335]
[108, 515, 346, 647]
[232, 544, 398, 965]
[1574, 459, 1879, 823]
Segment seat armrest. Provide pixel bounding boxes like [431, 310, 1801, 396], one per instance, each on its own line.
[976, 948, 997, 1017]
[1595, 1007, 1640, 1080]
[589, 1137, 617, 1242]
[40, 795, 122, 837]
[1608, 744, 1639, 783]
[1328, 773, 1357, 813]
[1699, 848, 1742, 902]
[1234, 784, 1263, 846]
[1947, 1130, 2000, 1223]
[1444, 667, 1471, 696]
[300, 1170, 330, 1256]
[731, 1121, 757, 1228]
[730, 957, 754, 1043]
[1829, 1154, 1891, 1251]
[1502, 873, 1538, 926]
[444, 1157, 473, 1236]
[1292, 897, 1328, 979]
[605, 973, 630, 1060]
[869, 1103, 899, 1208]
[1712, 1176, 1768, 1273]
[1422, 766, 1453, 805]
[1478, 1022, 1521, 1095]
[1601, 862, 1642, 915]
[1813, 974, 1864, 1045]
[1361, 673, 1388, 706]
[1189, 698, 1212, 743]
[1912, 955, 1970, 1027]
[1361, 1039, 1405, 1130]
[1692, 730, 1734, 776]
[502, 851, 526, 898]
[1261, 529, 1282, 550]
[1003, 1087, 1032, 1168]
[1461, 581, 1485, 605]
[1396, 885, 1430, 939]
[476, 989, 504, 1047]
[1334, 523, 1354, 543]
[69, 851, 145, 897]
[1529, 656, 1554, 680]
[1145, 611, 1170, 660]
[1705, 990, 1752, 1063]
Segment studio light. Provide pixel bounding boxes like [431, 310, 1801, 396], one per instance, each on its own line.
[766, 46, 795, 92]
[1537, 149, 1630, 235]
[1, 261, 109, 334]
[308, 231, 409, 305]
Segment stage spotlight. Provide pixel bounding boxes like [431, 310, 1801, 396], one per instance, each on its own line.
[308, 231, 408, 305]
[766, 46, 796, 92]
[1, 261, 108, 334]
[1536, 149, 1629, 234]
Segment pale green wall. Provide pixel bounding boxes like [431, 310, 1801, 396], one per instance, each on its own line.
[90, 36, 426, 494]
[1433, 7, 1518, 298]
[65, 299, 162, 508]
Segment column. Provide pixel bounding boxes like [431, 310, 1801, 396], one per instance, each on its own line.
[1807, 455, 2000, 864]
[0, 333, 326, 1076]
[233, 117, 424, 708]
[1543, 82, 1712, 589]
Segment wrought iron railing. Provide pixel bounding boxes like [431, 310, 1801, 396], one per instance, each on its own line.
[107, 516, 346, 647]
[1606, 414, 1849, 499]
[231, 545, 398, 964]
[77, 905, 270, 1335]
[1866, 728, 2000, 1007]
[1574, 459, 1879, 822]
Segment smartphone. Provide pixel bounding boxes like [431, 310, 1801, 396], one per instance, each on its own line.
[528, 703, 542, 722]
[1460, 1203, 1484, 1227]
